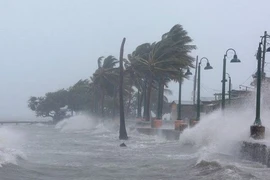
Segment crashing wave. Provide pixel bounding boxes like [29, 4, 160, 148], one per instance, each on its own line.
[0, 148, 25, 167]
[0, 127, 26, 167]
[179, 109, 253, 155]
[55, 115, 97, 132]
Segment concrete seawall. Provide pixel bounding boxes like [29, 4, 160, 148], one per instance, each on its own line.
[241, 141, 270, 167]
[136, 128, 181, 140]
[135, 127, 270, 168]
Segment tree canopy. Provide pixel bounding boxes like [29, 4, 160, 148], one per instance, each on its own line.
[28, 24, 196, 123]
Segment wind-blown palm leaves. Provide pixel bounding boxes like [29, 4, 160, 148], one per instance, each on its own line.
[91, 55, 138, 118]
[128, 24, 196, 121]
[92, 55, 119, 117]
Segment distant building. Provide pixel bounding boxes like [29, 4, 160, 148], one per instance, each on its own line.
[169, 100, 203, 121]
[168, 88, 254, 121]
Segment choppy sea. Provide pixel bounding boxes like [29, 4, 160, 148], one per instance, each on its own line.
[0, 110, 270, 180]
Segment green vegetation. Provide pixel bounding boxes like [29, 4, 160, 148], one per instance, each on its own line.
[27, 24, 196, 124]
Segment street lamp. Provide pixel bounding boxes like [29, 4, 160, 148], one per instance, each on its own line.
[177, 68, 192, 120]
[250, 42, 265, 139]
[196, 57, 213, 121]
[221, 49, 240, 110]
[226, 73, 232, 105]
[250, 31, 270, 139]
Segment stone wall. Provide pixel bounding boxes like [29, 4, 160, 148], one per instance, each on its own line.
[241, 141, 270, 167]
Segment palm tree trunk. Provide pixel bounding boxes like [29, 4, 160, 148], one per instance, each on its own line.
[143, 79, 147, 119]
[145, 75, 153, 121]
[160, 81, 164, 117]
[137, 90, 142, 118]
[94, 88, 99, 114]
[112, 86, 116, 120]
[156, 79, 164, 119]
[93, 89, 97, 114]
[139, 90, 143, 116]
[119, 38, 128, 140]
[101, 90, 105, 120]
[126, 81, 133, 117]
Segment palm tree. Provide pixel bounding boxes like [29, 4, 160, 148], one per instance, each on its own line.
[119, 38, 128, 140]
[155, 25, 196, 121]
[154, 78, 171, 119]
[149, 83, 172, 117]
[128, 24, 196, 121]
[92, 55, 119, 117]
[123, 57, 144, 117]
[127, 43, 152, 120]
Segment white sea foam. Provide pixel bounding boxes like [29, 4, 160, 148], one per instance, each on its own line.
[179, 108, 254, 159]
[179, 96, 270, 167]
[0, 126, 26, 166]
[91, 123, 111, 134]
[55, 115, 97, 132]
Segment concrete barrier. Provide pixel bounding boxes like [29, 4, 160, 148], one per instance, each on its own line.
[241, 141, 270, 167]
[151, 119, 162, 128]
[174, 120, 188, 131]
[136, 128, 180, 140]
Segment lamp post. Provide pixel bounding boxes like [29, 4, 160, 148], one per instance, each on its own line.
[221, 49, 240, 110]
[226, 73, 231, 105]
[250, 42, 265, 139]
[196, 57, 213, 121]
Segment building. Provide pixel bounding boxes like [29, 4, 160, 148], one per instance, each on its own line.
[169, 100, 203, 121]
[168, 88, 254, 121]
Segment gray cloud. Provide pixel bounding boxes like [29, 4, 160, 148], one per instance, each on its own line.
[0, 0, 269, 118]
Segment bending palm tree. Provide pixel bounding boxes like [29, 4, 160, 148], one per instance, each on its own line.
[119, 38, 128, 140]
[129, 24, 196, 121]
[92, 55, 119, 117]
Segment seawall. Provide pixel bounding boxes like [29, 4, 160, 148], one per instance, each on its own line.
[136, 128, 180, 140]
[241, 141, 270, 167]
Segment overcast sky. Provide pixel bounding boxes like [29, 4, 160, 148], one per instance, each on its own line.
[1, 0, 270, 119]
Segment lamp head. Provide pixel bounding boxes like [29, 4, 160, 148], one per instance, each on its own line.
[204, 62, 213, 70]
[230, 54, 241, 63]
[184, 68, 192, 76]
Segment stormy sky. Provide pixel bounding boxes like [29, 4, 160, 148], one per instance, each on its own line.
[0, 0, 270, 119]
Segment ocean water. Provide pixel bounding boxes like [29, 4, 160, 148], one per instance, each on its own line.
[0, 112, 270, 180]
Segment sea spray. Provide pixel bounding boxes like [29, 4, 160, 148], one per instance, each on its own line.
[179, 105, 270, 178]
[91, 123, 111, 134]
[55, 115, 121, 133]
[179, 108, 256, 158]
[0, 126, 26, 166]
[55, 115, 97, 132]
